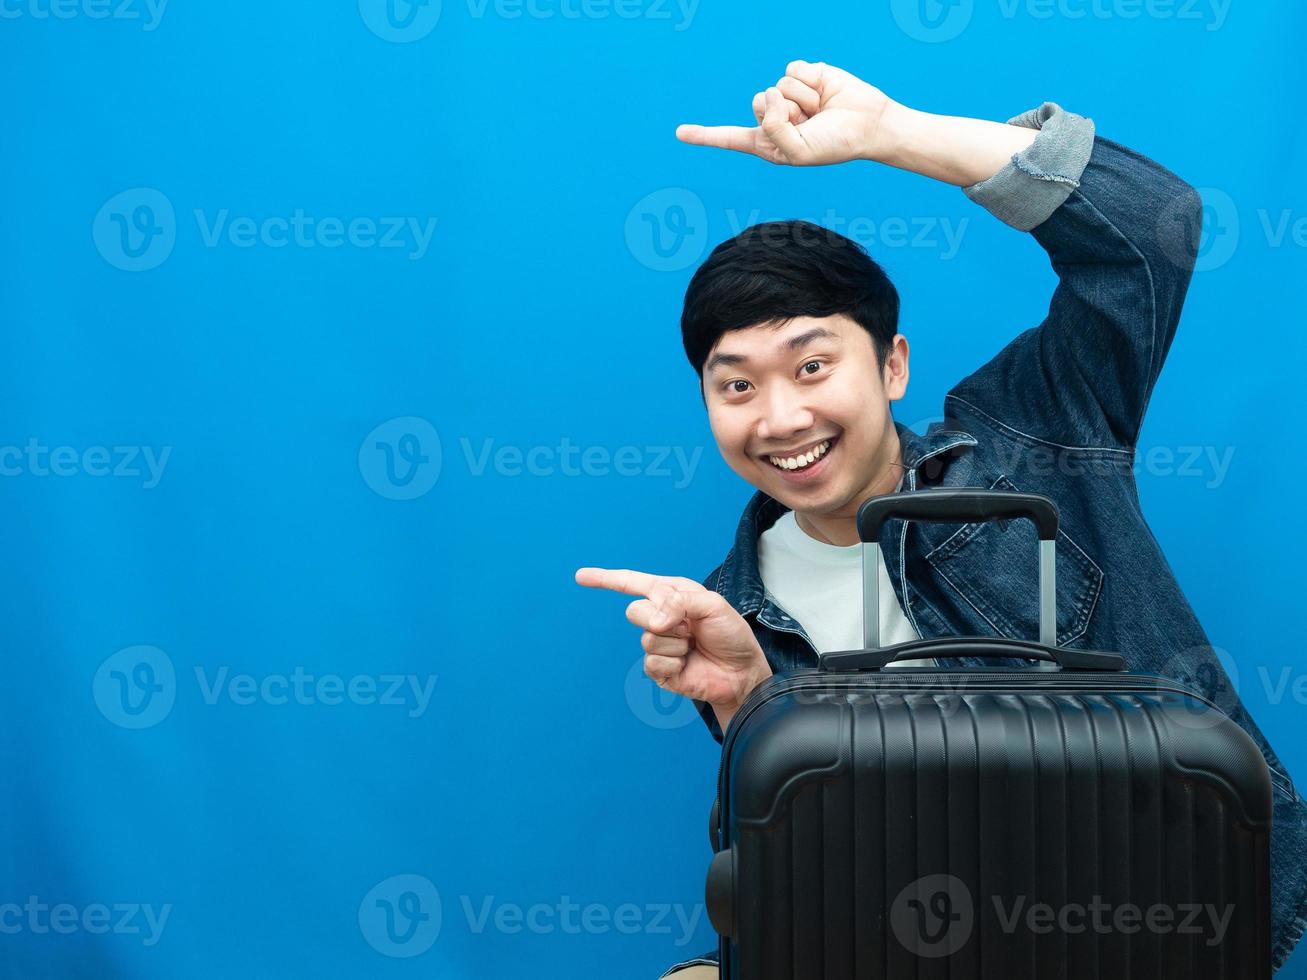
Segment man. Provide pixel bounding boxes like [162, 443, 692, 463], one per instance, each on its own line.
[577, 60, 1307, 977]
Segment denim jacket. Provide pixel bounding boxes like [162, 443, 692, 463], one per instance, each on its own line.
[663, 103, 1307, 976]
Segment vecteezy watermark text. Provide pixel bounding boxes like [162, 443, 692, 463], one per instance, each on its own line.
[358, 416, 704, 500]
[890, 873, 1236, 957]
[0, 897, 172, 947]
[357, 0, 698, 43]
[194, 666, 437, 718]
[984, 437, 1237, 490]
[462, 895, 704, 945]
[890, 0, 1231, 44]
[0, 0, 168, 30]
[193, 210, 437, 259]
[358, 875, 706, 959]
[461, 438, 701, 488]
[992, 895, 1234, 946]
[93, 189, 439, 272]
[94, 646, 439, 729]
[0, 440, 171, 489]
[465, 0, 698, 28]
[624, 189, 971, 272]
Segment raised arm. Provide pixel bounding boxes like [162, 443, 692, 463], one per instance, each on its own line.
[946, 106, 1201, 451]
[678, 62, 1203, 451]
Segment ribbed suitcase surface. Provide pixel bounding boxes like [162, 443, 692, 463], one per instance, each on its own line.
[705, 490, 1272, 979]
[707, 670, 1272, 979]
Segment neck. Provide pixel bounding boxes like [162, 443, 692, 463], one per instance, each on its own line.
[793, 426, 905, 547]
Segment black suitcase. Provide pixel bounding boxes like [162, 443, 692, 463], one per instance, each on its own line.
[704, 489, 1271, 979]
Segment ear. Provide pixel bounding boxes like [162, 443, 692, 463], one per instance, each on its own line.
[883, 334, 910, 401]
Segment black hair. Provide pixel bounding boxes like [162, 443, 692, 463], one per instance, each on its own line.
[680, 220, 899, 384]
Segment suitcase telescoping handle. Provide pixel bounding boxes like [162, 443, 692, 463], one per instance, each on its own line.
[858, 488, 1060, 650]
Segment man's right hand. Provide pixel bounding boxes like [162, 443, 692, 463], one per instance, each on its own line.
[675, 60, 897, 167]
[674, 58, 1041, 187]
[575, 567, 774, 719]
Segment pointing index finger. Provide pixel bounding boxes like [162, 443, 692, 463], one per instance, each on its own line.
[575, 566, 706, 596]
[675, 123, 759, 155]
[575, 566, 663, 598]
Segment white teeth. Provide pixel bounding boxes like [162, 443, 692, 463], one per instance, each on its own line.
[769, 439, 832, 471]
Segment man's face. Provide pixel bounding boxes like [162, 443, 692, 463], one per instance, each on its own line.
[702, 314, 909, 518]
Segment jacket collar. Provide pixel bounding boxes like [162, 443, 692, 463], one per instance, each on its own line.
[713, 420, 978, 617]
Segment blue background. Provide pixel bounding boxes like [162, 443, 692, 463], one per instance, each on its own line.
[2, 0, 1304, 976]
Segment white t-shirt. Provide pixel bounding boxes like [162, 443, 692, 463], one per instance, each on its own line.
[757, 497, 937, 668]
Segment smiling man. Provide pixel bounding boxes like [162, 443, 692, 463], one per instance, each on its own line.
[577, 60, 1307, 978]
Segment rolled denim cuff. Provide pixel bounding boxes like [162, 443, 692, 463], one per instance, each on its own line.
[962, 101, 1096, 231]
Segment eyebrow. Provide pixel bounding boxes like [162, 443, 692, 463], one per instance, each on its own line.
[705, 326, 841, 376]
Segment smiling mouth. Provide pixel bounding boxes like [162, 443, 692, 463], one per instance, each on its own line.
[763, 436, 839, 472]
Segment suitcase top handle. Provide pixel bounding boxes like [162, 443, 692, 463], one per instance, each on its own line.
[857, 488, 1060, 649]
[817, 636, 1126, 672]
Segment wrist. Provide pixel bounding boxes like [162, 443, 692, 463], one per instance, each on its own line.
[861, 98, 919, 166]
[733, 658, 773, 710]
[712, 659, 774, 733]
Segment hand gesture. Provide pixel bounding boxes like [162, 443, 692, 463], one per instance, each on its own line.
[575, 567, 772, 711]
[675, 60, 896, 167]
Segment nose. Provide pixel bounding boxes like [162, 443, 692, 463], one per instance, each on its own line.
[756, 383, 815, 445]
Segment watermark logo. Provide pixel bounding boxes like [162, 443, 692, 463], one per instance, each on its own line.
[891, 0, 974, 42]
[888, 874, 1234, 953]
[93, 645, 176, 729]
[893, 0, 1231, 37]
[628, 199, 971, 272]
[359, 874, 442, 957]
[1158, 644, 1242, 731]
[1156, 185, 1239, 273]
[359, 417, 704, 498]
[624, 655, 699, 729]
[625, 188, 709, 272]
[95, 655, 438, 728]
[95, 192, 438, 271]
[93, 188, 176, 272]
[359, 416, 444, 501]
[890, 873, 974, 957]
[358, 0, 443, 41]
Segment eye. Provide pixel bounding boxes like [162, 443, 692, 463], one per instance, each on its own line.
[801, 360, 824, 376]
[724, 379, 752, 395]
